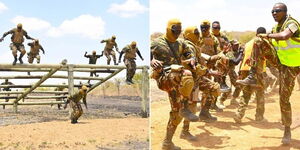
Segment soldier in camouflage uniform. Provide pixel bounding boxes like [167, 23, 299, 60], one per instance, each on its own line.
[100, 35, 120, 65]
[151, 19, 200, 150]
[27, 39, 45, 64]
[234, 27, 278, 124]
[1, 79, 14, 109]
[64, 85, 88, 124]
[238, 3, 300, 145]
[53, 82, 66, 110]
[0, 23, 35, 65]
[84, 50, 102, 77]
[199, 20, 224, 112]
[118, 41, 144, 85]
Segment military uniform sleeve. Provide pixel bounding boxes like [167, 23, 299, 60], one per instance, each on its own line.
[23, 30, 34, 40]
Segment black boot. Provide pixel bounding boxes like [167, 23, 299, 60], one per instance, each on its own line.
[220, 76, 231, 93]
[210, 98, 223, 112]
[180, 130, 197, 141]
[179, 100, 199, 122]
[71, 119, 78, 124]
[199, 100, 217, 122]
[19, 54, 24, 64]
[12, 56, 17, 65]
[236, 68, 257, 86]
[162, 126, 181, 150]
[281, 126, 291, 145]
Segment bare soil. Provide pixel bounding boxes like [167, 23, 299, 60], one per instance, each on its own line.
[151, 79, 300, 150]
[0, 94, 149, 150]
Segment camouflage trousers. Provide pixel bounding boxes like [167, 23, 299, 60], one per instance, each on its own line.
[198, 77, 220, 108]
[10, 43, 26, 57]
[220, 67, 239, 102]
[69, 100, 83, 121]
[104, 49, 117, 65]
[236, 71, 265, 119]
[27, 53, 40, 64]
[182, 102, 197, 132]
[278, 64, 300, 126]
[154, 69, 194, 141]
[124, 58, 136, 81]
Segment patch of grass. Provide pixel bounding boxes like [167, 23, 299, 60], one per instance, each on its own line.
[88, 139, 96, 144]
[0, 142, 3, 147]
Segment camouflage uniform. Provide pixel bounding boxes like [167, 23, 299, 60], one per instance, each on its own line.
[100, 37, 119, 65]
[119, 42, 144, 84]
[67, 89, 87, 123]
[1, 80, 13, 109]
[0, 24, 34, 65]
[151, 34, 197, 149]
[235, 37, 278, 122]
[84, 51, 101, 77]
[271, 16, 300, 127]
[27, 40, 44, 64]
[199, 34, 220, 56]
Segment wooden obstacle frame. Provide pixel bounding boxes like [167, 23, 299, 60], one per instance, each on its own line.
[0, 60, 149, 117]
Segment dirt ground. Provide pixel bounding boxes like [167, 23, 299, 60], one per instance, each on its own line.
[151, 79, 300, 150]
[0, 94, 149, 150]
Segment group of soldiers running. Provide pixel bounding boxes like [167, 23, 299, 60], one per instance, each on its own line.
[0, 23, 143, 124]
[151, 2, 300, 149]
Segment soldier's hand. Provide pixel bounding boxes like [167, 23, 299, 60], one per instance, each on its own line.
[151, 58, 163, 70]
[43, 52, 45, 55]
[141, 58, 144, 61]
[0, 38, 3, 42]
[118, 60, 121, 63]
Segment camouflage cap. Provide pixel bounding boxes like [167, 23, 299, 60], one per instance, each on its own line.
[17, 23, 22, 28]
[131, 41, 137, 46]
[112, 35, 116, 39]
[230, 39, 239, 45]
[201, 20, 210, 26]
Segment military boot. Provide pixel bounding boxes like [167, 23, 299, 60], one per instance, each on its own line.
[71, 119, 78, 124]
[210, 98, 223, 112]
[179, 100, 199, 122]
[216, 99, 226, 109]
[12, 56, 17, 65]
[220, 76, 231, 93]
[162, 127, 181, 150]
[199, 100, 217, 123]
[180, 130, 197, 141]
[18, 54, 24, 64]
[233, 112, 242, 124]
[236, 68, 257, 86]
[281, 126, 291, 145]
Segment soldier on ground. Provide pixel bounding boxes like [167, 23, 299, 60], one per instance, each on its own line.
[84, 50, 101, 77]
[118, 41, 144, 85]
[151, 19, 199, 150]
[100, 35, 120, 65]
[27, 39, 45, 64]
[237, 2, 300, 145]
[0, 23, 35, 65]
[64, 85, 88, 124]
[53, 82, 67, 110]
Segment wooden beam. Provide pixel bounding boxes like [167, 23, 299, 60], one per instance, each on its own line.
[0, 75, 104, 80]
[0, 84, 91, 88]
[141, 67, 149, 118]
[0, 91, 68, 94]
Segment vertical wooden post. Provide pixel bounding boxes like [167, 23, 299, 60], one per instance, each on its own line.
[68, 65, 74, 96]
[13, 102, 18, 113]
[141, 66, 149, 118]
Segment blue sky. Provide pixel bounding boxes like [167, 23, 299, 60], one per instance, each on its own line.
[0, 0, 149, 65]
[0, 0, 149, 84]
[151, 0, 300, 33]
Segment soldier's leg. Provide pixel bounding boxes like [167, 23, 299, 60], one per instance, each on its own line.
[10, 44, 18, 65]
[104, 51, 111, 65]
[234, 85, 254, 123]
[125, 59, 131, 83]
[279, 65, 300, 144]
[255, 89, 265, 121]
[36, 55, 41, 64]
[18, 45, 26, 64]
[111, 51, 118, 65]
[128, 60, 136, 83]
[162, 90, 183, 150]
[69, 100, 83, 123]
[28, 54, 34, 64]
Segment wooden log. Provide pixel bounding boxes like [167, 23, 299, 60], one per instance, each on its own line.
[0, 91, 68, 94]
[0, 96, 67, 99]
[0, 68, 117, 73]
[87, 69, 124, 93]
[141, 67, 149, 118]
[14, 59, 67, 103]
[0, 101, 66, 105]
[0, 84, 90, 88]
[0, 75, 104, 80]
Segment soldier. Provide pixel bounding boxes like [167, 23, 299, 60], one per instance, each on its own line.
[234, 27, 275, 124]
[0, 23, 35, 65]
[84, 50, 101, 77]
[180, 26, 221, 141]
[64, 85, 88, 124]
[100, 35, 119, 65]
[118, 41, 144, 85]
[151, 19, 199, 150]
[1, 79, 14, 109]
[27, 39, 45, 64]
[199, 20, 224, 111]
[238, 3, 300, 145]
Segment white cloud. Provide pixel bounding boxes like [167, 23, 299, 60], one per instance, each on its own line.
[0, 2, 8, 13]
[47, 15, 105, 39]
[107, 0, 148, 18]
[11, 16, 51, 31]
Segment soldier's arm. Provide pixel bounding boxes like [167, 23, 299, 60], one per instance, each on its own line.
[115, 43, 120, 53]
[267, 26, 294, 40]
[27, 42, 33, 47]
[100, 39, 107, 43]
[118, 50, 124, 63]
[84, 52, 88, 58]
[136, 48, 144, 60]
[83, 95, 87, 109]
[63, 96, 71, 109]
[0, 30, 13, 41]
[23, 31, 34, 40]
[40, 45, 45, 54]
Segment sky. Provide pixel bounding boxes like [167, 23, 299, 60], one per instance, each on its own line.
[150, 0, 300, 33]
[0, 0, 149, 84]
